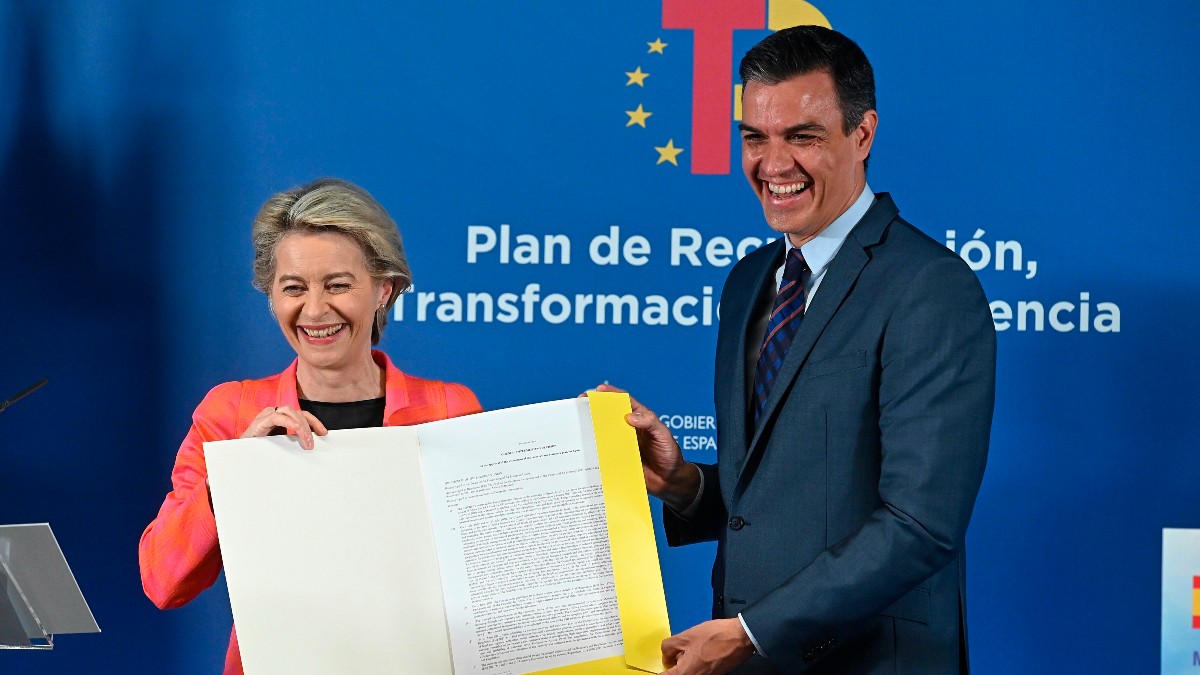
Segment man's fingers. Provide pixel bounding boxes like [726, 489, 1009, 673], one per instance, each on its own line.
[626, 409, 659, 431]
[661, 635, 685, 665]
[594, 383, 653, 416]
[629, 409, 677, 449]
[591, 387, 687, 500]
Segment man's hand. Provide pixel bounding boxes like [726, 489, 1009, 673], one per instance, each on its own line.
[660, 618, 755, 675]
[593, 383, 700, 511]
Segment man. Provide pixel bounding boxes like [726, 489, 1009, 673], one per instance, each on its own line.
[603, 25, 995, 674]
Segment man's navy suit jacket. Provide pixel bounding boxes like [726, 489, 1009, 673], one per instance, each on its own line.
[665, 193, 996, 674]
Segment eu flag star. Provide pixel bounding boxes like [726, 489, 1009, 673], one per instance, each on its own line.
[654, 139, 685, 166]
[625, 104, 652, 128]
[625, 67, 649, 87]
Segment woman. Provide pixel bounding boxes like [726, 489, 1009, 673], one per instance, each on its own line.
[139, 178, 480, 674]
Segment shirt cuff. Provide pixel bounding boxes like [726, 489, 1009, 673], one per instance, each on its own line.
[738, 613, 767, 658]
[669, 463, 705, 520]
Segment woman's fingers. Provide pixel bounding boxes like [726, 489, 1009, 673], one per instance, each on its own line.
[302, 410, 330, 437]
[240, 405, 323, 450]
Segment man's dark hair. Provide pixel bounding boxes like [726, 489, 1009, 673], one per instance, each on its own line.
[739, 25, 876, 135]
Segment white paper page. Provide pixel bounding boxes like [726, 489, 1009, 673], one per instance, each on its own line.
[417, 398, 623, 675]
[205, 427, 453, 675]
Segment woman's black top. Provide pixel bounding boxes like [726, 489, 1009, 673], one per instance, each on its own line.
[298, 397, 386, 430]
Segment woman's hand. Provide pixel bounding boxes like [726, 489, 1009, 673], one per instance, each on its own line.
[240, 405, 329, 451]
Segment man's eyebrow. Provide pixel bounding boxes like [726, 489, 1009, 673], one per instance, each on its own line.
[784, 122, 826, 134]
[737, 122, 827, 134]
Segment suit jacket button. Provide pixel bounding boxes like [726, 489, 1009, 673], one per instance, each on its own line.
[729, 516, 745, 530]
[717, 594, 725, 606]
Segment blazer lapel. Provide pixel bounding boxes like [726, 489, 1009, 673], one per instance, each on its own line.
[716, 241, 783, 478]
[736, 194, 898, 495]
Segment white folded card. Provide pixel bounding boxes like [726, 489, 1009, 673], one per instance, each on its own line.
[205, 393, 669, 675]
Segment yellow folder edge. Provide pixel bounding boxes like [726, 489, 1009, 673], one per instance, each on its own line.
[591, 391, 672, 672]
[528, 392, 670, 674]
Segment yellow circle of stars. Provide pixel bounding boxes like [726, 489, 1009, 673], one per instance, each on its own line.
[623, 37, 684, 167]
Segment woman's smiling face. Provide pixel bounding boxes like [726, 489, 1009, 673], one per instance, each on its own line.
[271, 231, 392, 373]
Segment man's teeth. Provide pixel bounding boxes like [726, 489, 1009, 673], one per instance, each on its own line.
[302, 325, 344, 338]
[767, 182, 808, 195]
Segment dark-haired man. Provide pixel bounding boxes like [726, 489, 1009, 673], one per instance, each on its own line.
[604, 25, 994, 674]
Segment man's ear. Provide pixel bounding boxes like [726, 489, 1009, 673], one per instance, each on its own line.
[855, 109, 878, 161]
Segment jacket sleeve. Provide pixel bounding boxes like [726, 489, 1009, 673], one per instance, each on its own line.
[138, 382, 242, 609]
[444, 382, 484, 417]
[662, 462, 727, 546]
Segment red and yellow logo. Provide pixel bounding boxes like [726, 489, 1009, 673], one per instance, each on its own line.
[624, 0, 831, 175]
[1193, 576, 1200, 628]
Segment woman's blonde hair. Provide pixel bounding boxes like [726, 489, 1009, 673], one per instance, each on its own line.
[251, 178, 410, 344]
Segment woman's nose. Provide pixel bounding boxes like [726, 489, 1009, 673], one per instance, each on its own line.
[301, 291, 330, 320]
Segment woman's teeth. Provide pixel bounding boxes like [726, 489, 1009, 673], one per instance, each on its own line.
[302, 325, 344, 338]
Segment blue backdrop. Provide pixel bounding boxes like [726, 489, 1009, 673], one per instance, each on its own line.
[2, 1, 1197, 673]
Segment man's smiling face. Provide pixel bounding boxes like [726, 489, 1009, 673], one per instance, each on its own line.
[740, 69, 877, 246]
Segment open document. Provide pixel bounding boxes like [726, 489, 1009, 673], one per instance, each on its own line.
[205, 392, 669, 675]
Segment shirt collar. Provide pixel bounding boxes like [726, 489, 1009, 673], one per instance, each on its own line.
[786, 183, 874, 276]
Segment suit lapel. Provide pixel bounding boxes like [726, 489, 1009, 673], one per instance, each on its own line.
[716, 241, 783, 480]
[735, 194, 898, 496]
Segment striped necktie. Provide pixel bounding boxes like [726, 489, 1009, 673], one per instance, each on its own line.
[752, 248, 810, 424]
